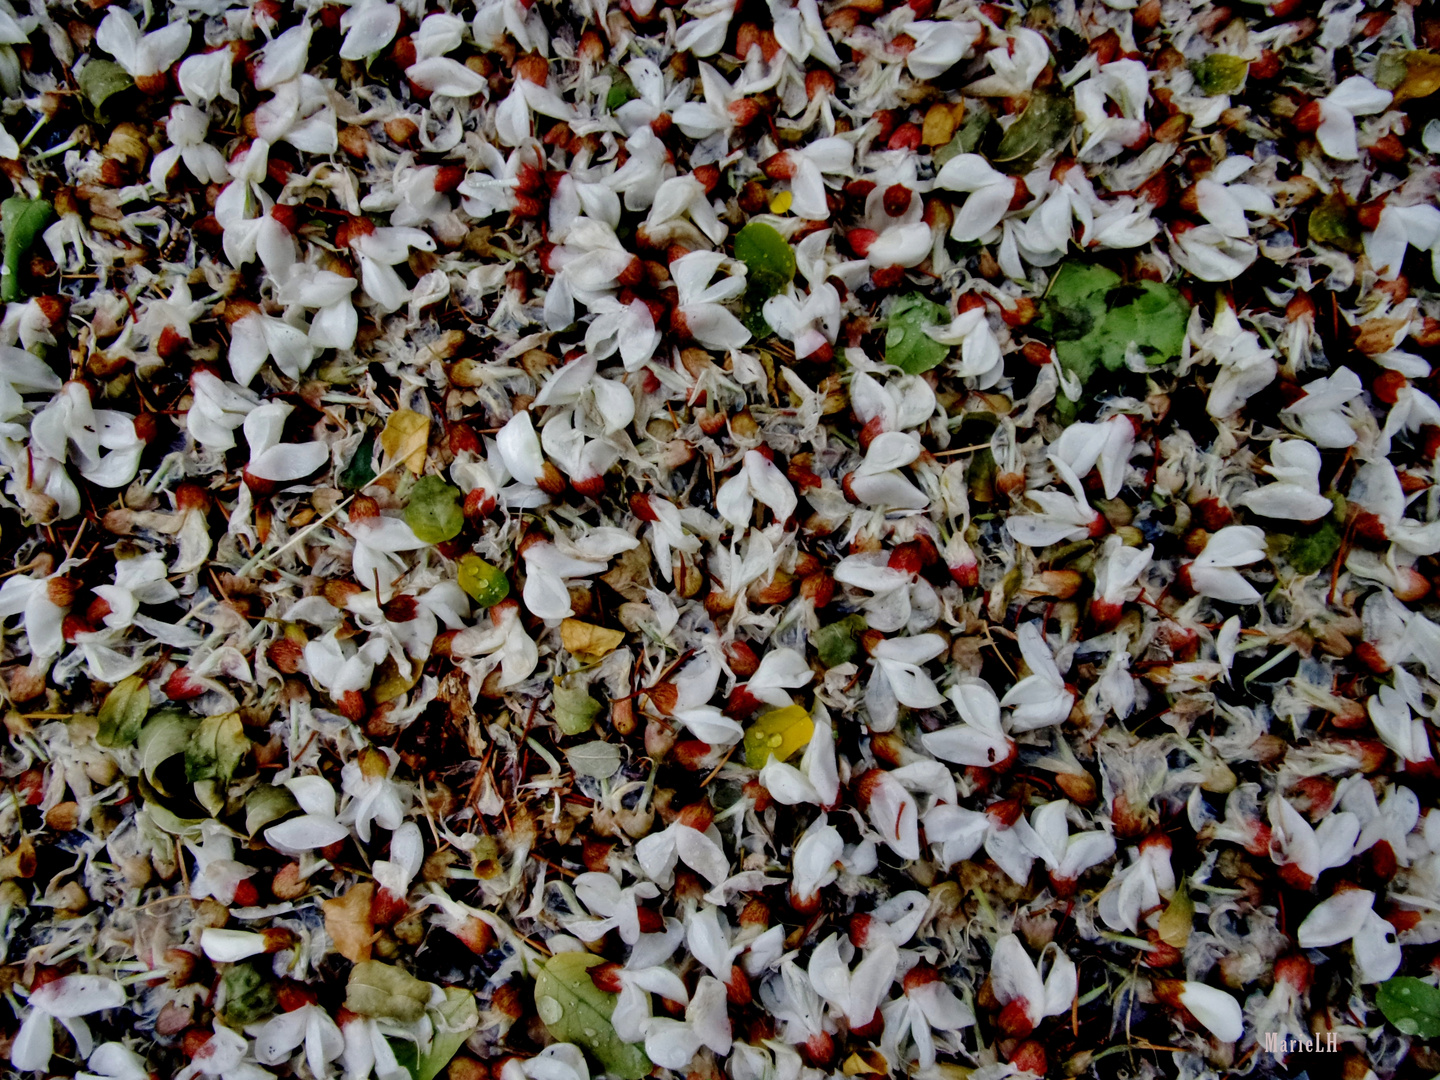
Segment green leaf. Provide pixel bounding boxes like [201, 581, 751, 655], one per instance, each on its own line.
[222, 961, 277, 1026]
[347, 961, 434, 1022]
[138, 710, 198, 797]
[885, 293, 951, 375]
[78, 59, 134, 122]
[458, 554, 510, 606]
[605, 67, 639, 111]
[1309, 192, 1361, 255]
[735, 222, 796, 301]
[534, 952, 649, 1080]
[553, 683, 602, 736]
[813, 614, 866, 668]
[391, 988, 479, 1080]
[1191, 54, 1248, 96]
[185, 712, 250, 784]
[1377, 977, 1440, 1038]
[405, 475, 464, 544]
[1281, 517, 1342, 575]
[1, 198, 53, 303]
[342, 432, 377, 490]
[245, 784, 297, 836]
[1039, 263, 1188, 390]
[96, 675, 149, 747]
[994, 91, 1074, 170]
[566, 740, 623, 779]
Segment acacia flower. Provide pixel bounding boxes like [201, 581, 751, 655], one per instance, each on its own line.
[264, 774, 352, 854]
[339, 0, 401, 60]
[934, 154, 1021, 243]
[1296, 887, 1401, 983]
[1000, 622, 1075, 730]
[759, 711, 839, 806]
[1307, 76, 1392, 160]
[670, 250, 752, 351]
[879, 964, 975, 1067]
[843, 432, 929, 510]
[1234, 441, 1334, 522]
[865, 633, 946, 732]
[1098, 832, 1176, 933]
[95, 9, 189, 93]
[921, 682, 1015, 768]
[253, 1002, 345, 1079]
[1267, 794, 1359, 890]
[989, 933, 1075, 1039]
[1183, 525, 1267, 604]
[12, 975, 126, 1073]
[716, 449, 797, 526]
[340, 747, 411, 843]
[1280, 367, 1361, 448]
[809, 932, 896, 1030]
[635, 817, 730, 888]
[151, 105, 230, 189]
[521, 528, 640, 622]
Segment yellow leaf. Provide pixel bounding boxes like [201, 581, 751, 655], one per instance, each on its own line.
[768, 190, 793, 214]
[842, 1053, 883, 1076]
[372, 657, 421, 704]
[323, 882, 376, 963]
[560, 619, 626, 660]
[380, 410, 430, 475]
[743, 704, 814, 769]
[1156, 881, 1193, 948]
[1395, 50, 1440, 106]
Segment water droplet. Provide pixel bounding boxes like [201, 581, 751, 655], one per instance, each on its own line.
[538, 996, 563, 1025]
[584, 1028, 597, 1038]
[768, 733, 783, 747]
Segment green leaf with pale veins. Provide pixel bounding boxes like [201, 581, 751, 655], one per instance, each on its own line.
[1191, 54, 1248, 96]
[533, 952, 650, 1080]
[405, 475, 465, 544]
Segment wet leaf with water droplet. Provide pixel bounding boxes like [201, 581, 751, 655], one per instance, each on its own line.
[533, 952, 650, 1080]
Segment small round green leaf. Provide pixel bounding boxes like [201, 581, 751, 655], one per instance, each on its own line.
[405, 475, 464, 544]
[734, 222, 796, 299]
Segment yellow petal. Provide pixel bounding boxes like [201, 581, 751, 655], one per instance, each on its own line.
[769, 190, 793, 214]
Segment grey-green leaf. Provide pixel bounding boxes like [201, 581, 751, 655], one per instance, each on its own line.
[534, 952, 650, 1080]
[138, 711, 198, 797]
[96, 675, 149, 747]
[554, 684, 602, 737]
[1, 198, 53, 303]
[994, 91, 1074, 170]
[79, 59, 134, 121]
[245, 784, 298, 837]
[185, 712, 250, 784]
[566, 740, 623, 779]
[1377, 977, 1440, 1038]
